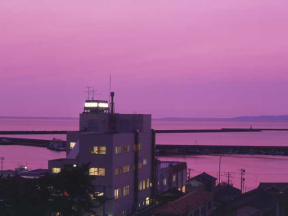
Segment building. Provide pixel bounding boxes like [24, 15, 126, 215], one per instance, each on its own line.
[186, 172, 217, 192]
[151, 190, 214, 216]
[156, 160, 187, 194]
[48, 93, 154, 216]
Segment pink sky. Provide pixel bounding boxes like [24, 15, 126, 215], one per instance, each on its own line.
[0, 0, 288, 118]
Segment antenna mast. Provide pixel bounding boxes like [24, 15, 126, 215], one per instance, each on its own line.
[0, 157, 4, 170]
[109, 74, 112, 112]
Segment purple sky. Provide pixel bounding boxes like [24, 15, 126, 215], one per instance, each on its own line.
[0, 0, 288, 118]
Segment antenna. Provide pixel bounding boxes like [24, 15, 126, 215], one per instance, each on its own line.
[84, 87, 93, 100]
[109, 74, 112, 112]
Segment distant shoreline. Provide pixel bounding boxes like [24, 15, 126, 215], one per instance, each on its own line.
[1, 115, 288, 121]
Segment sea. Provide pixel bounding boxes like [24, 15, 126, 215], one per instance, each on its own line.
[1, 117, 288, 192]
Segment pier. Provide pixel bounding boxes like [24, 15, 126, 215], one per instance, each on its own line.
[155, 144, 288, 156]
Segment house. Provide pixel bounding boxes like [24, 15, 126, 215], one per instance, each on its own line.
[223, 182, 288, 216]
[156, 161, 187, 194]
[151, 190, 213, 216]
[186, 172, 217, 192]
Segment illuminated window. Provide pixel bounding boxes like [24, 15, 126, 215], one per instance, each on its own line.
[52, 168, 61, 173]
[70, 142, 76, 149]
[123, 185, 129, 196]
[143, 180, 146, 190]
[114, 188, 121, 199]
[89, 146, 106, 154]
[123, 210, 127, 216]
[146, 197, 150, 205]
[150, 182, 153, 187]
[133, 143, 142, 151]
[115, 167, 122, 176]
[123, 165, 130, 173]
[90, 192, 104, 200]
[173, 174, 176, 182]
[115, 146, 122, 154]
[163, 178, 167, 186]
[143, 159, 147, 165]
[147, 179, 150, 188]
[138, 162, 142, 169]
[139, 181, 143, 191]
[124, 145, 130, 152]
[89, 168, 105, 176]
[182, 186, 186, 193]
[138, 143, 142, 150]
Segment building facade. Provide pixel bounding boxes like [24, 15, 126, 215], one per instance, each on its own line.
[48, 94, 153, 216]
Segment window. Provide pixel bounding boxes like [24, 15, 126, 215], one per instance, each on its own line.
[52, 168, 61, 173]
[89, 168, 105, 176]
[182, 186, 186, 193]
[123, 165, 130, 173]
[89, 146, 106, 154]
[138, 162, 142, 169]
[114, 188, 121, 199]
[124, 145, 130, 152]
[139, 181, 143, 191]
[147, 179, 150, 188]
[143, 159, 147, 165]
[115, 167, 122, 175]
[123, 210, 127, 216]
[143, 180, 146, 190]
[173, 174, 176, 182]
[146, 197, 150, 205]
[163, 178, 167, 186]
[123, 185, 129, 196]
[133, 143, 142, 151]
[115, 146, 122, 154]
[70, 142, 76, 149]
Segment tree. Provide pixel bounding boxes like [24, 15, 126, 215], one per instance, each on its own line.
[0, 164, 97, 216]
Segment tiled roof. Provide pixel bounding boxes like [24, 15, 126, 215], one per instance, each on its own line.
[188, 172, 217, 184]
[152, 190, 212, 215]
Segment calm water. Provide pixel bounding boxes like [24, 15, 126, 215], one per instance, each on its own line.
[1, 117, 288, 191]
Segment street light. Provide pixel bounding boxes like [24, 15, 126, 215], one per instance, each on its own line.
[218, 156, 222, 185]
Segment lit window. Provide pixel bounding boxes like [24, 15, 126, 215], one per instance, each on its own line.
[114, 188, 121, 199]
[173, 174, 176, 182]
[89, 146, 106, 154]
[138, 143, 142, 150]
[143, 159, 147, 165]
[52, 168, 61, 173]
[138, 162, 142, 169]
[123, 185, 129, 196]
[146, 197, 150, 205]
[139, 181, 143, 191]
[89, 168, 105, 176]
[90, 192, 104, 200]
[70, 142, 76, 149]
[115, 167, 122, 176]
[182, 186, 186, 193]
[150, 183, 153, 187]
[124, 145, 130, 152]
[143, 180, 146, 190]
[123, 165, 130, 173]
[178, 187, 181, 191]
[123, 210, 127, 216]
[147, 179, 150, 188]
[163, 178, 167, 186]
[115, 146, 122, 154]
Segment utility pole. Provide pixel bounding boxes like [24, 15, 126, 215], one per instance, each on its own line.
[188, 168, 194, 180]
[218, 156, 222, 185]
[0, 157, 4, 170]
[225, 172, 232, 185]
[240, 169, 245, 193]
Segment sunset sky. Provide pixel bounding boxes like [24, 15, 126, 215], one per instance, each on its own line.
[0, 0, 288, 118]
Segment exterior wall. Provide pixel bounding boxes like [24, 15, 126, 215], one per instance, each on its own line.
[48, 112, 152, 216]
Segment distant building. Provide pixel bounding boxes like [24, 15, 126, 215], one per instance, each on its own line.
[156, 161, 187, 194]
[19, 169, 48, 179]
[48, 93, 154, 216]
[186, 172, 217, 192]
[151, 190, 213, 216]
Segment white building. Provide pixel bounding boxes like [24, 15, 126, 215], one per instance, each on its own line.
[48, 93, 153, 216]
